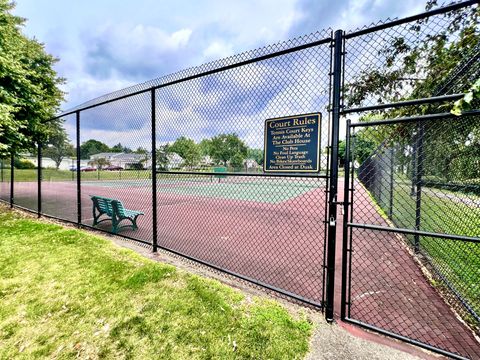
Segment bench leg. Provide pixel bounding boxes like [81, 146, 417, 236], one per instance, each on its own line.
[112, 213, 119, 234]
[132, 215, 139, 230]
[93, 205, 99, 226]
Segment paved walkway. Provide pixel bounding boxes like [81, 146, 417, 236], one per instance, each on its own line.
[336, 179, 479, 359]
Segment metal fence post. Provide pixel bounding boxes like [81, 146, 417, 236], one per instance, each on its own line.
[151, 88, 158, 253]
[10, 152, 14, 208]
[410, 139, 416, 197]
[38, 141, 42, 217]
[340, 119, 351, 320]
[326, 29, 343, 322]
[76, 111, 81, 227]
[414, 122, 424, 252]
[388, 146, 394, 220]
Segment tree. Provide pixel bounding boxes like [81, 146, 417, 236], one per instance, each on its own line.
[156, 145, 170, 170]
[247, 148, 264, 166]
[345, 2, 479, 108]
[88, 157, 111, 170]
[134, 147, 148, 154]
[0, 0, 65, 157]
[80, 139, 110, 159]
[199, 139, 212, 156]
[343, 1, 479, 182]
[42, 127, 75, 169]
[169, 136, 200, 169]
[208, 133, 248, 167]
[111, 143, 133, 153]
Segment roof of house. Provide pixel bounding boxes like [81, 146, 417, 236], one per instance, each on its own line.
[90, 152, 148, 161]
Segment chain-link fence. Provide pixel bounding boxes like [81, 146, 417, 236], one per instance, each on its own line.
[2, 29, 335, 309]
[1, 1, 479, 359]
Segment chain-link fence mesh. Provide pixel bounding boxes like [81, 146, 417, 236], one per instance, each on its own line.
[79, 92, 153, 244]
[26, 29, 334, 306]
[1, 2, 479, 358]
[346, 114, 480, 359]
[39, 113, 78, 222]
[12, 154, 38, 212]
[0, 157, 10, 203]
[153, 33, 333, 304]
[2, 28, 334, 308]
[343, 4, 479, 109]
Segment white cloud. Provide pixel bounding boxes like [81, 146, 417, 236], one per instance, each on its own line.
[203, 41, 234, 59]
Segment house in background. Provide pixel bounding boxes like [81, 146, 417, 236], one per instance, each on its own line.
[17, 154, 89, 170]
[166, 153, 183, 170]
[90, 152, 150, 169]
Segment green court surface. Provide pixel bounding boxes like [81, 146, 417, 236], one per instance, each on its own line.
[156, 181, 319, 203]
[81, 178, 321, 203]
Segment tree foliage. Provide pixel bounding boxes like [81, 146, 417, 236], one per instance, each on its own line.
[344, 1, 480, 182]
[88, 157, 111, 170]
[0, 0, 65, 157]
[155, 145, 170, 171]
[451, 78, 480, 115]
[42, 127, 74, 169]
[209, 133, 248, 167]
[80, 139, 110, 159]
[247, 148, 264, 166]
[169, 136, 201, 169]
[111, 143, 132, 153]
[345, 2, 479, 108]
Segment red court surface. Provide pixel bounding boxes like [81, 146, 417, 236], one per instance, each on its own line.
[4, 179, 479, 359]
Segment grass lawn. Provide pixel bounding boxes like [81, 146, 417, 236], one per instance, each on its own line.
[386, 184, 480, 323]
[1, 169, 151, 182]
[0, 208, 312, 359]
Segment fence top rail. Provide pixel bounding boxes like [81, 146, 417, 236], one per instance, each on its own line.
[341, 94, 465, 115]
[53, 33, 333, 120]
[50, 0, 478, 121]
[349, 109, 480, 128]
[348, 222, 480, 244]
[344, 0, 478, 39]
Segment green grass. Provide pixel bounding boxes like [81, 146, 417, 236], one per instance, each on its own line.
[388, 185, 480, 323]
[0, 208, 312, 359]
[0, 169, 151, 182]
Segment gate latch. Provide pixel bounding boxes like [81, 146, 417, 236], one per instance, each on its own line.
[329, 217, 336, 226]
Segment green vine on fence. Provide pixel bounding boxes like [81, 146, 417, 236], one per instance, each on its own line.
[451, 78, 480, 115]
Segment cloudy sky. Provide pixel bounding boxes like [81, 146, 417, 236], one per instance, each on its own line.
[11, 0, 438, 152]
[14, 0, 426, 111]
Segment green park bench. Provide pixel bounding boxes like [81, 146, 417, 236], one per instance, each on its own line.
[90, 195, 144, 234]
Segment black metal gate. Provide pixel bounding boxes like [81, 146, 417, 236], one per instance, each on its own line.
[340, 2, 480, 359]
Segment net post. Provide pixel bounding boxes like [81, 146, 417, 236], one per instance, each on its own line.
[388, 146, 394, 220]
[414, 122, 424, 253]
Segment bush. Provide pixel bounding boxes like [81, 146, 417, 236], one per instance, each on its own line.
[14, 158, 36, 169]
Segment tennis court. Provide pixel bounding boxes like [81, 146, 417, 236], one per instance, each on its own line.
[81, 176, 320, 203]
[7, 175, 327, 304]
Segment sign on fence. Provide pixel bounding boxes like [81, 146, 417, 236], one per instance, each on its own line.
[264, 113, 321, 172]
